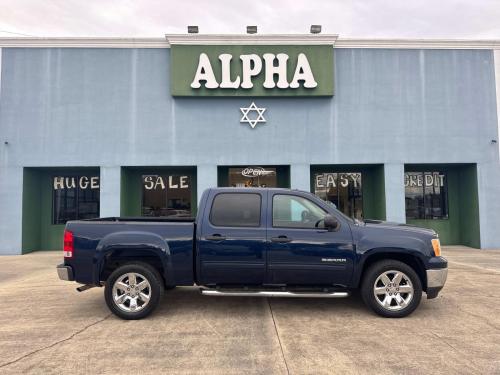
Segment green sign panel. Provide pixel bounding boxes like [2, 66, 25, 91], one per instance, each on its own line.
[170, 45, 334, 96]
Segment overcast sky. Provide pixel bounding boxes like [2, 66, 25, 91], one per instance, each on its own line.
[0, 0, 499, 39]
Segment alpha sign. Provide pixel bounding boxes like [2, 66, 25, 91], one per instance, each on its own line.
[190, 53, 317, 90]
[171, 45, 334, 96]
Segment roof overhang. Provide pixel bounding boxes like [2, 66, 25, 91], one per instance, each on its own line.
[165, 34, 339, 45]
[0, 35, 499, 49]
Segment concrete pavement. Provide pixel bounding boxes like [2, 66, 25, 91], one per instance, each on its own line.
[0, 246, 499, 374]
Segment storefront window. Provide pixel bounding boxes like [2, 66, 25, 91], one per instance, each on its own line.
[405, 172, 448, 220]
[313, 172, 363, 220]
[53, 175, 100, 224]
[142, 175, 192, 217]
[228, 167, 277, 187]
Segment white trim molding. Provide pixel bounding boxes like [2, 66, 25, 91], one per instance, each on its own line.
[0, 35, 499, 50]
[495, 50, 500, 161]
[165, 34, 339, 45]
[0, 37, 168, 48]
[335, 38, 500, 49]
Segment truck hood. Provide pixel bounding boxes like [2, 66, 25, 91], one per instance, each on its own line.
[362, 219, 437, 236]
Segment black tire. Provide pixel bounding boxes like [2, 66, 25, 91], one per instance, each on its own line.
[105, 262, 164, 320]
[361, 260, 422, 318]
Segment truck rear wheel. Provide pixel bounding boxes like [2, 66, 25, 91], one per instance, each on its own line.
[361, 260, 422, 318]
[104, 263, 164, 320]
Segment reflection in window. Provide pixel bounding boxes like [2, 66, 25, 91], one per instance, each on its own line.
[273, 194, 326, 229]
[405, 172, 448, 220]
[313, 173, 362, 220]
[53, 175, 100, 224]
[141, 175, 192, 217]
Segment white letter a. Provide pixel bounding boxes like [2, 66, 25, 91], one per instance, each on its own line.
[289, 53, 317, 89]
[190, 53, 219, 89]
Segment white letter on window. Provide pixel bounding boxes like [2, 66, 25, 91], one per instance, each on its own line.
[190, 53, 219, 89]
[65, 177, 76, 189]
[240, 54, 262, 89]
[315, 174, 324, 188]
[289, 53, 317, 89]
[326, 173, 336, 188]
[79, 176, 89, 189]
[180, 176, 189, 189]
[263, 53, 289, 89]
[155, 176, 166, 190]
[144, 176, 154, 190]
[53, 177, 64, 190]
[90, 176, 100, 189]
[168, 176, 178, 189]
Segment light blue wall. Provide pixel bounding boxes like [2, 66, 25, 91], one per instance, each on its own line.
[0, 47, 499, 253]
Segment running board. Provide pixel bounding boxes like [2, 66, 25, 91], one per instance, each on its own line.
[200, 289, 349, 298]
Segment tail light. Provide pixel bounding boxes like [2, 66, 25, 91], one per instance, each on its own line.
[63, 230, 74, 258]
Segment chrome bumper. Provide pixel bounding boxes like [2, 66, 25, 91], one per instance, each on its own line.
[57, 264, 74, 281]
[427, 268, 448, 288]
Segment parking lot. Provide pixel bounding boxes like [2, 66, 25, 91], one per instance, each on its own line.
[1, 246, 499, 374]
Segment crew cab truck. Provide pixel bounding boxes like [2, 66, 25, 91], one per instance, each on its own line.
[57, 188, 448, 320]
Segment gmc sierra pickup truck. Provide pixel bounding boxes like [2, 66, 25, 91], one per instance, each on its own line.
[57, 187, 448, 320]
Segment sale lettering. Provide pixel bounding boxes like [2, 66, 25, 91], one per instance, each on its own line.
[190, 53, 317, 90]
[143, 175, 189, 190]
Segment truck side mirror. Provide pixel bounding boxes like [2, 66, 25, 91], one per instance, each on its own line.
[324, 214, 339, 231]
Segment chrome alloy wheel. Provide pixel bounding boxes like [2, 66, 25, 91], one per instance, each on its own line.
[112, 273, 152, 313]
[373, 270, 414, 311]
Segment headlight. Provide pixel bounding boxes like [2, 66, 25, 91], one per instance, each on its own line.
[431, 238, 441, 257]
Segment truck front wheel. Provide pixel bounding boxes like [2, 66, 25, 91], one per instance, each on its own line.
[104, 263, 164, 320]
[361, 260, 422, 318]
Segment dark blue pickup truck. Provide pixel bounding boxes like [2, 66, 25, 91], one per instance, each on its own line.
[57, 187, 447, 319]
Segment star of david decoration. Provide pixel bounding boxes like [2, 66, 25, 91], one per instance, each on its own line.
[240, 102, 266, 129]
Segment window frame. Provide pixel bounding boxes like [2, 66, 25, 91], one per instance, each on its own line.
[271, 193, 328, 230]
[209, 192, 262, 228]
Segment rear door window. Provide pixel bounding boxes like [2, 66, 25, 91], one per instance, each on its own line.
[210, 193, 261, 227]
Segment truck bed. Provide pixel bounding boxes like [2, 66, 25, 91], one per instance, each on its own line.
[65, 219, 195, 286]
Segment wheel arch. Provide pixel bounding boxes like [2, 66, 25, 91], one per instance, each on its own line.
[355, 248, 427, 291]
[92, 231, 174, 286]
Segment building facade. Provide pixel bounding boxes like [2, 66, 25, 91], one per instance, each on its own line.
[0, 34, 499, 254]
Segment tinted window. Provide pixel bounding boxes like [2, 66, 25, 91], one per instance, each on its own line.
[405, 172, 448, 220]
[53, 175, 100, 224]
[273, 194, 327, 229]
[210, 193, 261, 227]
[141, 175, 192, 217]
